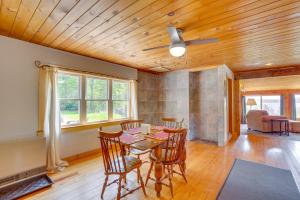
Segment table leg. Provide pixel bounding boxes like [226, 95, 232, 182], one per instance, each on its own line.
[280, 121, 282, 136]
[154, 145, 163, 197]
[271, 120, 273, 135]
[287, 121, 290, 136]
[120, 145, 127, 156]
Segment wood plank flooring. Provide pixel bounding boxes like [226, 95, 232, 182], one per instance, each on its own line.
[23, 134, 300, 200]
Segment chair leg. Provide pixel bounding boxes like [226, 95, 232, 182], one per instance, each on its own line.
[137, 155, 140, 183]
[145, 161, 154, 186]
[170, 164, 174, 177]
[167, 167, 174, 197]
[101, 175, 108, 199]
[137, 167, 147, 196]
[179, 163, 188, 183]
[117, 175, 123, 200]
[127, 147, 131, 155]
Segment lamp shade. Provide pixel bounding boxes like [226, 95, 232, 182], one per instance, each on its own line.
[246, 98, 257, 106]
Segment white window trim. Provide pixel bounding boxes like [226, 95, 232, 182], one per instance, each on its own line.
[58, 71, 131, 128]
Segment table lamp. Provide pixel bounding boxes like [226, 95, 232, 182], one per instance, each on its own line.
[247, 98, 257, 110]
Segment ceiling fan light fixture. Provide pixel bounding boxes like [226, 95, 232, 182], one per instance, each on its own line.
[169, 42, 186, 57]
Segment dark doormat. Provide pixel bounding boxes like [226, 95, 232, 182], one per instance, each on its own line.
[217, 159, 300, 200]
[0, 174, 53, 200]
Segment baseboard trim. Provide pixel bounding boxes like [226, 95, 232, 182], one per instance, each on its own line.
[63, 149, 101, 163]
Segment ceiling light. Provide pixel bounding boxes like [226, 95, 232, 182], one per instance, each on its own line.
[265, 63, 273, 66]
[169, 42, 186, 57]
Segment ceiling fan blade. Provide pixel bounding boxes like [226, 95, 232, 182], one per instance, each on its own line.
[167, 26, 182, 43]
[142, 44, 169, 51]
[185, 38, 219, 46]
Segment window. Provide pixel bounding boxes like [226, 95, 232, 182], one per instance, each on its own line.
[112, 80, 129, 120]
[245, 95, 281, 115]
[295, 95, 300, 119]
[86, 77, 108, 122]
[57, 72, 130, 126]
[261, 96, 281, 115]
[58, 73, 81, 126]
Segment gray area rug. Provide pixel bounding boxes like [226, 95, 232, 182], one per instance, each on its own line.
[240, 124, 300, 141]
[217, 159, 300, 200]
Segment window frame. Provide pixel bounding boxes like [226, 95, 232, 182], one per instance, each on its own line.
[294, 94, 300, 119]
[57, 72, 82, 126]
[57, 71, 131, 128]
[245, 95, 281, 115]
[111, 80, 130, 120]
[85, 76, 109, 123]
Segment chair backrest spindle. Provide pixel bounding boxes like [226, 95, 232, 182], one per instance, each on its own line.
[121, 120, 143, 131]
[99, 130, 126, 174]
[163, 129, 187, 164]
[162, 118, 184, 129]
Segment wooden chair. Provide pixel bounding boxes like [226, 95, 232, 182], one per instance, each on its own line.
[99, 130, 146, 200]
[120, 120, 151, 182]
[162, 118, 184, 129]
[120, 119, 143, 131]
[145, 128, 188, 197]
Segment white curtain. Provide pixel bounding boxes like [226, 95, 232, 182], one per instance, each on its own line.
[130, 80, 138, 120]
[41, 67, 68, 172]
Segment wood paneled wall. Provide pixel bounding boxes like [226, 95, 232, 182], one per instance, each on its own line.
[1, 0, 300, 72]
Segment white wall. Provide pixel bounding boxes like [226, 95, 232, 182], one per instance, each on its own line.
[0, 36, 137, 178]
[61, 125, 121, 158]
[0, 35, 136, 142]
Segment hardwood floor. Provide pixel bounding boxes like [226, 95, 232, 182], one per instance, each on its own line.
[23, 135, 300, 200]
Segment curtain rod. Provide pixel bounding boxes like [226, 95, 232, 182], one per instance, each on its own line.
[34, 60, 131, 81]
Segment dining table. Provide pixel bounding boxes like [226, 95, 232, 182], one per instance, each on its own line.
[119, 125, 186, 197]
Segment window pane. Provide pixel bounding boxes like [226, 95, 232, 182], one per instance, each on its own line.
[112, 81, 129, 100]
[60, 100, 80, 125]
[58, 73, 80, 99]
[86, 78, 108, 100]
[262, 96, 281, 115]
[86, 101, 108, 122]
[113, 101, 128, 119]
[295, 95, 300, 119]
[245, 96, 261, 114]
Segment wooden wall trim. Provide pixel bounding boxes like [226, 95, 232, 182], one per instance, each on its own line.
[235, 66, 300, 80]
[242, 89, 300, 95]
[234, 79, 241, 136]
[64, 149, 101, 163]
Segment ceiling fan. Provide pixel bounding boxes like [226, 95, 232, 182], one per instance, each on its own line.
[142, 26, 219, 57]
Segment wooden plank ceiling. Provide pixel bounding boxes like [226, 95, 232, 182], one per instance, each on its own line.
[0, 0, 300, 72]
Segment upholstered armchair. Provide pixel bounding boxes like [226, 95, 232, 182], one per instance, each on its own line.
[246, 110, 288, 133]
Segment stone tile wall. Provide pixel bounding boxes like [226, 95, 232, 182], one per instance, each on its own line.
[137, 65, 233, 145]
[158, 71, 189, 129]
[137, 71, 160, 125]
[189, 69, 219, 142]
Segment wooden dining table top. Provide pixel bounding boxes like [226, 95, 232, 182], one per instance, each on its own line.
[119, 126, 169, 150]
